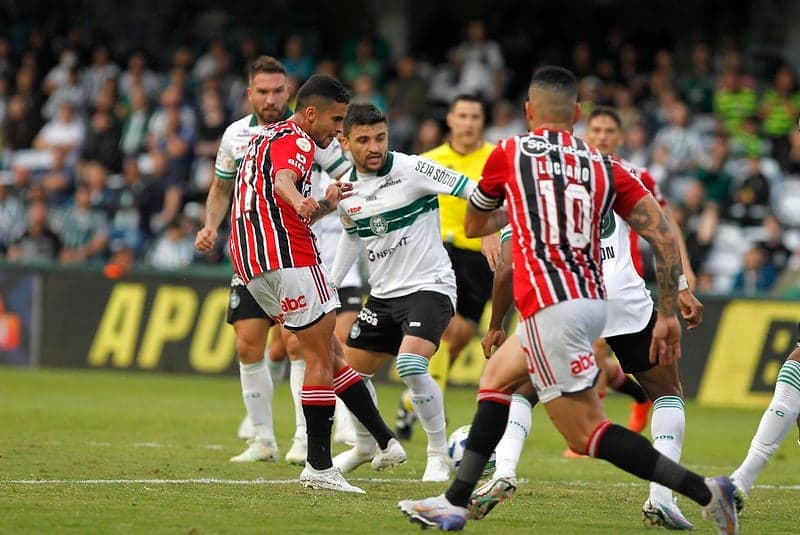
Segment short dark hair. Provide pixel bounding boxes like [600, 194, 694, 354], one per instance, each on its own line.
[588, 106, 622, 129]
[249, 56, 286, 80]
[450, 93, 485, 114]
[343, 103, 387, 136]
[295, 74, 350, 110]
[530, 66, 578, 100]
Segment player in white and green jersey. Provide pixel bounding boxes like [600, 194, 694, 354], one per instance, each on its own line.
[330, 104, 476, 482]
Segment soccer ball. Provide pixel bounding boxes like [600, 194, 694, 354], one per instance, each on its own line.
[447, 425, 496, 477]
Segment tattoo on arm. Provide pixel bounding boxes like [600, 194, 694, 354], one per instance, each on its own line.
[625, 198, 680, 316]
[309, 199, 333, 224]
[205, 178, 235, 229]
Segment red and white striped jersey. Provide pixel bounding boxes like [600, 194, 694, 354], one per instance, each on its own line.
[469, 128, 649, 320]
[229, 119, 319, 282]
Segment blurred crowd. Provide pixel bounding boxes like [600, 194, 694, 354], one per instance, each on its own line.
[0, 18, 799, 297]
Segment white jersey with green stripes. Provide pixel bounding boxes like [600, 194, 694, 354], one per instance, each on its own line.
[214, 114, 351, 180]
[337, 151, 476, 306]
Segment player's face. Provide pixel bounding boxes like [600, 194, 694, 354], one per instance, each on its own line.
[343, 122, 389, 173]
[585, 115, 622, 155]
[447, 100, 484, 147]
[308, 101, 348, 148]
[247, 72, 289, 125]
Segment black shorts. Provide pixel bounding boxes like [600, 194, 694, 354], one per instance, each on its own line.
[226, 283, 270, 324]
[444, 243, 493, 324]
[606, 309, 657, 374]
[346, 291, 454, 355]
[338, 286, 363, 313]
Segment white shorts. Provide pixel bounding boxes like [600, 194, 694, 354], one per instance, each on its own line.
[246, 264, 340, 330]
[516, 298, 606, 403]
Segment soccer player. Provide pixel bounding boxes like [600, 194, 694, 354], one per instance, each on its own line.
[195, 57, 355, 464]
[398, 66, 739, 533]
[330, 103, 477, 482]
[472, 113, 706, 524]
[394, 94, 500, 440]
[731, 323, 800, 511]
[228, 75, 404, 493]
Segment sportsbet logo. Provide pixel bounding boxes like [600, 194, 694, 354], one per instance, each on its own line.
[698, 300, 800, 407]
[281, 295, 307, 312]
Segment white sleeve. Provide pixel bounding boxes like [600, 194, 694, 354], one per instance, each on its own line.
[408, 154, 475, 197]
[214, 126, 237, 180]
[331, 226, 363, 288]
[313, 138, 353, 180]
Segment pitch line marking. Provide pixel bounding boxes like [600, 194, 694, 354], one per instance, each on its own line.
[2, 478, 799, 491]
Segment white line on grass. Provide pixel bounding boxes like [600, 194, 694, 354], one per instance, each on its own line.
[2, 478, 799, 491]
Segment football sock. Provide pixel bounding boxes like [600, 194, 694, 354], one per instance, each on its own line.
[445, 392, 512, 507]
[334, 366, 393, 450]
[396, 353, 447, 453]
[494, 393, 532, 478]
[290, 359, 306, 440]
[301, 386, 336, 470]
[591, 422, 711, 506]
[238, 359, 275, 442]
[608, 363, 648, 403]
[732, 359, 800, 493]
[649, 396, 686, 504]
[348, 373, 379, 453]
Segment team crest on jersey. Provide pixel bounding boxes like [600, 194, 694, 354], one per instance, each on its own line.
[600, 213, 616, 239]
[519, 135, 551, 157]
[296, 137, 312, 152]
[369, 215, 389, 235]
[230, 291, 241, 309]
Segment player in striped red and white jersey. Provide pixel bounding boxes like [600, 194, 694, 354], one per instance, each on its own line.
[399, 66, 739, 534]
[230, 75, 404, 494]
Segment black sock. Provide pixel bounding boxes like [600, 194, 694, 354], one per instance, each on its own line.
[614, 375, 648, 403]
[336, 379, 394, 450]
[302, 401, 335, 470]
[594, 423, 711, 506]
[445, 397, 510, 507]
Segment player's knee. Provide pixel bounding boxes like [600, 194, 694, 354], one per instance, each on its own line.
[236, 338, 264, 363]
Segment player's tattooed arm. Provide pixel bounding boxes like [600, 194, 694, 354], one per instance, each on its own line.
[309, 182, 354, 224]
[195, 178, 234, 251]
[624, 195, 681, 316]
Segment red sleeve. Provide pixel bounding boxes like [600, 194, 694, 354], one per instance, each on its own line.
[610, 159, 650, 219]
[268, 132, 315, 180]
[638, 169, 667, 207]
[478, 143, 509, 199]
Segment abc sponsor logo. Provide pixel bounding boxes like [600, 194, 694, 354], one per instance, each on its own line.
[281, 295, 307, 312]
[569, 353, 596, 375]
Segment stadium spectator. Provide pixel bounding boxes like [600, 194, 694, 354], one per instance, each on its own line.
[57, 184, 109, 264]
[119, 87, 151, 158]
[787, 130, 800, 175]
[454, 20, 505, 100]
[619, 122, 649, 169]
[42, 49, 80, 96]
[726, 155, 771, 227]
[281, 35, 316, 82]
[6, 200, 61, 262]
[42, 66, 84, 120]
[651, 100, 704, 192]
[759, 66, 800, 168]
[341, 38, 383, 87]
[81, 110, 123, 173]
[678, 42, 715, 114]
[146, 216, 195, 269]
[119, 51, 161, 101]
[0, 182, 25, 254]
[384, 56, 427, 152]
[3, 95, 39, 151]
[410, 118, 443, 154]
[757, 214, 792, 273]
[714, 54, 758, 136]
[485, 99, 525, 144]
[732, 246, 778, 294]
[672, 180, 718, 276]
[350, 74, 386, 112]
[32, 101, 85, 164]
[81, 46, 120, 104]
[695, 134, 735, 206]
[108, 158, 149, 258]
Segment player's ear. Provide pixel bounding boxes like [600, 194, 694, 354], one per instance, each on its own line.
[524, 100, 534, 127]
[303, 105, 317, 123]
[340, 134, 351, 152]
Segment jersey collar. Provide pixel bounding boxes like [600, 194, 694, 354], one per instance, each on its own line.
[349, 152, 394, 181]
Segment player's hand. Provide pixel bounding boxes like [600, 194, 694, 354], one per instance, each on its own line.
[323, 181, 354, 209]
[294, 197, 319, 218]
[195, 227, 217, 252]
[481, 234, 502, 272]
[678, 289, 704, 330]
[649, 314, 682, 366]
[481, 327, 506, 359]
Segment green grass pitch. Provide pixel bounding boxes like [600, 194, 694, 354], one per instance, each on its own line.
[0, 367, 797, 533]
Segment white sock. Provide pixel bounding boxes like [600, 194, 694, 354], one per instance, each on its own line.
[239, 359, 275, 442]
[266, 345, 287, 384]
[289, 359, 306, 441]
[396, 353, 447, 454]
[648, 395, 685, 503]
[494, 393, 532, 479]
[732, 360, 800, 493]
[352, 373, 378, 454]
[334, 397, 356, 440]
